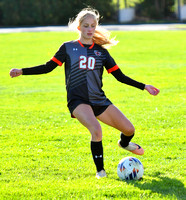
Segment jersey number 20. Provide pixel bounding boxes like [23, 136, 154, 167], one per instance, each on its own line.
[79, 56, 95, 70]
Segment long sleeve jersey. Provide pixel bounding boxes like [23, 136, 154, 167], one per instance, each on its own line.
[22, 40, 145, 105]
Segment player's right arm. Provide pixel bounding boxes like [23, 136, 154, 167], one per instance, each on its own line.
[10, 68, 23, 78]
[9, 60, 58, 78]
[9, 43, 66, 78]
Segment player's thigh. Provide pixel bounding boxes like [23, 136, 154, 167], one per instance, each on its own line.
[72, 104, 102, 133]
[97, 104, 135, 135]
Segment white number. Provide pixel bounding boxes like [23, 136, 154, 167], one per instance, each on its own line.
[79, 55, 87, 69]
[79, 56, 95, 70]
[87, 57, 95, 70]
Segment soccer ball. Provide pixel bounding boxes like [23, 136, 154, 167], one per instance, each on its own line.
[117, 157, 144, 180]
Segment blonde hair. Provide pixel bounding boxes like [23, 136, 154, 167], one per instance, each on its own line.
[68, 7, 118, 49]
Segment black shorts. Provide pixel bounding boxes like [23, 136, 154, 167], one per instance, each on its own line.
[68, 99, 112, 117]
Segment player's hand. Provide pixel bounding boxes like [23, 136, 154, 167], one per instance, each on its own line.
[9, 68, 22, 78]
[145, 85, 160, 96]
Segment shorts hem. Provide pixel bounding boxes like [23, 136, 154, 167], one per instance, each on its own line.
[68, 99, 112, 118]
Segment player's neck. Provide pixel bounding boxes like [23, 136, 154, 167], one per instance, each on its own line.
[79, 38, 93, 45]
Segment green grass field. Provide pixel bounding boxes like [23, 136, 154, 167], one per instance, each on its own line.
[0, 30, 185, 200]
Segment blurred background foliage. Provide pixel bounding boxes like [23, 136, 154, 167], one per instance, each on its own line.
[0, 0, 116, 26]
[0, 0, 182, 26]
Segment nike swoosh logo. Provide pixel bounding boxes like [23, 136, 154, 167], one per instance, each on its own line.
[135, 144, 141, 149]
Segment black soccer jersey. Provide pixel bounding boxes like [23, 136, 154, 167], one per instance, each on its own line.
[22, 40, 145, 113]
[51, 40, 119, 106]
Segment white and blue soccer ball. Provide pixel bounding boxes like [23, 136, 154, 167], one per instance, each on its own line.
[117, 157, 144, 180]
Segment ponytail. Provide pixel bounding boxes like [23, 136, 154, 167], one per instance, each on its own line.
[93, 27, 118, 49]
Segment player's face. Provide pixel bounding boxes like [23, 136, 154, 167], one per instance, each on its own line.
[79, 16, 97, 43]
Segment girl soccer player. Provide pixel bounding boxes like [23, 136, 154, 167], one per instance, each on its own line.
[10, 8, 159, 179]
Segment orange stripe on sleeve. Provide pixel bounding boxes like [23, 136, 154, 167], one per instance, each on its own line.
[107, 65, 119, 73]
[51, 57, 63, 66]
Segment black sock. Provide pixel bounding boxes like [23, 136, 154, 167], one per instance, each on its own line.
[120, 132, 134, 147]
[91, 141, 104, 172]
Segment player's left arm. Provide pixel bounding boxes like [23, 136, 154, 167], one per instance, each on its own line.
[111, 68, 145, 90]
[144, 84, 159, 96]
[104, 50, 159, 95]
[104, 51, 145, 90]
[111, 69, 159, 95]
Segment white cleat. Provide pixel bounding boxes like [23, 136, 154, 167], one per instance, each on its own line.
[96, 170, 107, 179]
[118, 140, 144, 155]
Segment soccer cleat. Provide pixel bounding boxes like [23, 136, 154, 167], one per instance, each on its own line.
[96, 170, 107, 179]
[118, 140, 144, 155]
